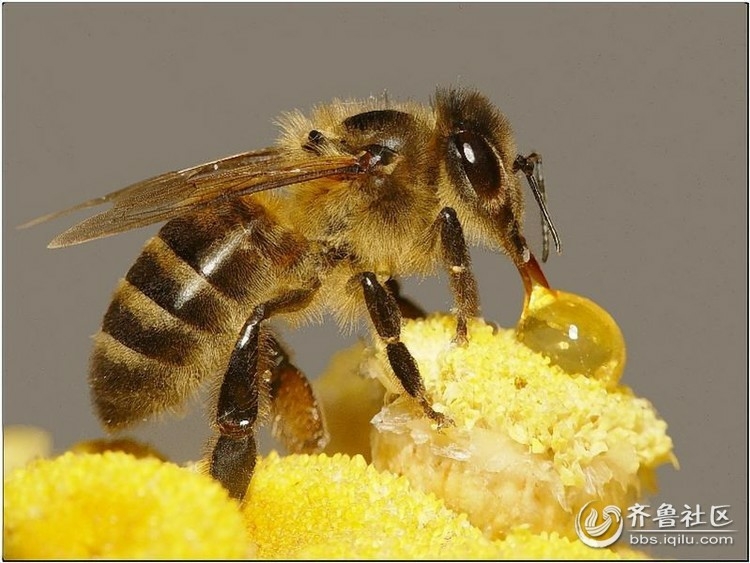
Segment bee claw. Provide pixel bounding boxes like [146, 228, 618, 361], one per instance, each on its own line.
[433, 411, 455, 429]
[419, 399, 454, 428]
[452, 332, 469, 347]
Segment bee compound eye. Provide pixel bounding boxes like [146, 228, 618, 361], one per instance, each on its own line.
[452, 131, 502, 199]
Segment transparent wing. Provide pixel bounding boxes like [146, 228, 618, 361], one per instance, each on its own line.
[20, 148, 361, 248]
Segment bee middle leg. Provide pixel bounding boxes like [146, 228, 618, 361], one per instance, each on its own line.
[210, 285, 319, 500]
[384, 205, 479, 335]
[358, 272, 451, 427]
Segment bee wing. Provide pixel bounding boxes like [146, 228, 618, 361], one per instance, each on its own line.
[21, 148, 361, 248]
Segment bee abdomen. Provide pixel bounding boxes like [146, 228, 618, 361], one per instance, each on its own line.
[90, 331, 226, 430]
[125, 244, 230, 333]
[101, 283, 202, 366]
[157, 201, 288, 302]
[90, 200, 310, 430]
[91, 276, 230, 429]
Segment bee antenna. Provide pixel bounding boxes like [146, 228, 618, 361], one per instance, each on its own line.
[513, 153, 562, 262]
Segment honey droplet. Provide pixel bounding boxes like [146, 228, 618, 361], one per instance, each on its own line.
[516, 284, 626, 386]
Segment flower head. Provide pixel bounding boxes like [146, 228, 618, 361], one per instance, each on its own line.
[318, 314, 676, 539]
[3, 451, 250, 559]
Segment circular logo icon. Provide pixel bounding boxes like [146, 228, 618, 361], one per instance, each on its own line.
[575, 501, 624, 548]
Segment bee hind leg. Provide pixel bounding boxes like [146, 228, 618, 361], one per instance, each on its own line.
[210, 285, 320, 500]
[358, 272, 452, 428]
[266, 334, 329, 454]
[384, 278, 427, 320]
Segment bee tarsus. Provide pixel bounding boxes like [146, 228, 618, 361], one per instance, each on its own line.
[210, 434, 257, 502]
[359, 272, 450, 425]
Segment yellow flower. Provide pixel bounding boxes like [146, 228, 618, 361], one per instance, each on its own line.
[243, 451, 496, 558]
[3, 451, 250, 559]
[243, 452, 640, 559]
[69, 437, 168, 461]
[496, 528, 642, 560]
[318, 314, 676, 540]
[3, 442, 644, 559]
[313, 341, 385, 460]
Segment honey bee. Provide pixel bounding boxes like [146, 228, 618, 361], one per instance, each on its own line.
[24, 88, 561, 500]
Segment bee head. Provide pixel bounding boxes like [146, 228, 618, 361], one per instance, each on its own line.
[434, 88, 527, 263]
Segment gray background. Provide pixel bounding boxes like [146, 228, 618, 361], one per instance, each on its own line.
[4, 4, 746, 559]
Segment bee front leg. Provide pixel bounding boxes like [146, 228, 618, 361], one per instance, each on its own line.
[358, 272, 451, 427]
[434, 207, 479, 344]
[210, 285, 319, 500]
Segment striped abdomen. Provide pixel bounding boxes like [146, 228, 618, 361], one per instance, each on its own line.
[90, 198, 311, 430]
